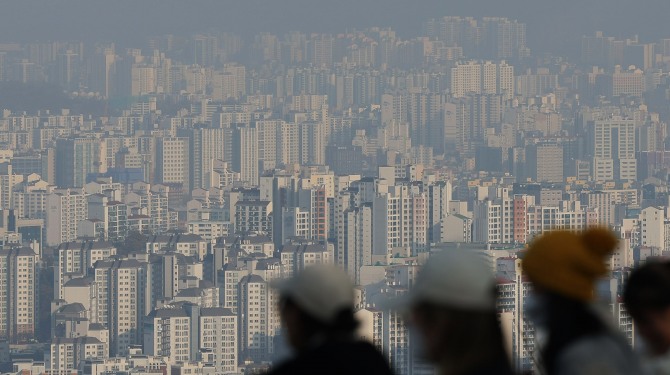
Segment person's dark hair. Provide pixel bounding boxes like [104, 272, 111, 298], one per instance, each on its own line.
[541, 292, 607, 374]
[414, 301, 512, 374]
[623, 261, 670, 321]
[283, 297, 359, 337]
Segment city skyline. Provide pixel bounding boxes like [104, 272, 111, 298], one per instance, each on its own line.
[0, 3, 664, 375]
[0, 0, 667, 57]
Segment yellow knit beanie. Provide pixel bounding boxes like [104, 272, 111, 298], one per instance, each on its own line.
[522, 228, 618, 301]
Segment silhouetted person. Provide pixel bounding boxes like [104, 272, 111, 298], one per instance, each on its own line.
[402, 251, 514, 375]
[523, 228, 643, 375]
[624, 261, 670, 374]
[267, 265, 394, 375]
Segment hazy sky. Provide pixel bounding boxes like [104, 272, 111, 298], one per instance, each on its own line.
[0, 0, 666, 56]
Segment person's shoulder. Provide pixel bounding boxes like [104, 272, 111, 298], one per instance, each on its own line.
[268, 341, 393, 375]
[556, 333, 642, 375]
[349, 341, 395, 374]
[465, 358, 515, 375]
[265, 357, 313, 375]
[265, 358, 296, 375]
[314, 341, 394, 374]
[351, 340, 385, 352]
[337, 340, 387, 358]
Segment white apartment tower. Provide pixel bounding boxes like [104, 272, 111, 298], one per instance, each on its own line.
[232, 126, 259, 185]
[640, 206, 666, 250]
[338, 203, 373, 283]
[199, 307, 238, 374]
[450, 60, 514, 100]
[143, 308, 191, 364]
[155, 137, 191, 193]
[93, 259, 149, 357]
[590, 117, 637, 182]
[46, 188, 87, 247]
[47, 337, 107, 373]
[237, 274, 280, 363]
[372, 184, 428, 258]
[496, 257, 534, 372]
[0, 247, 37, 344]
[427, 181, 452, 243]
[180, 127, 228, 190]
[0, 164, 23, 210]
[54, 241, 116, 300]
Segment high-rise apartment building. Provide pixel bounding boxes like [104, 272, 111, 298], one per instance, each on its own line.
[372, 184, 428, 257]
[130, 64, 157, 96]
[124, 183, 173, 233]
[611, 66, 645, 97]
[335, 187, 373, 283]
[232, 126, 259, 185]
[0, 247, 37, 343]
[47, 337, 107, 373]
[54, 241, 116, 300]
[155, 136, 190, 193]
[46, 188, 88, 247]
[639, 206, 666, 250]
[86, 194, 128, 242]
[497, 257, 534, 372]
[238, 274, 280, 362]
[381, 93, 408, 127]
[256, 120, 288, 171]
[55, 50, 80, 92]
[89, 47, 116, 98]
[450, 60, 514, 100]
[482, 17, 529, 59]
[444, 93, 504, 156]
[588, 117, 636, 181]
[143, 308, 191, 364]
[308, 34, 334, 66]
[425, 17, 529, 60]
[224, 63, 247, 98]
[473, 188, 514, 244]
[298, 121, 326, 166]
[427, 181, 452, 243]
[515, 68, 559, 98]
[234, 201, 273, 236]
[407, 92, 443, 152]
[178, 127, 227, 190]
[357, 285, 414, 374]
[0, 163, 24, 210]
[526, 143, 564, 183]
[93, 259, 149, 357]
[198, 307, 238, 373]
[55, 138, 106, 188]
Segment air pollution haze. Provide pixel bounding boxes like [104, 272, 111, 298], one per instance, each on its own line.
[0, 0, 667, 374]
[0, 0, 666, 54]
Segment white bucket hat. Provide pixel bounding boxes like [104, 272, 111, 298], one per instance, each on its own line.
[404, 250, 496, 311]
[273, 265, 355, 323]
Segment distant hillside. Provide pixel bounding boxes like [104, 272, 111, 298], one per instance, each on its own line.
[0, 82, 71, 113]
[0, 82, 105, 116]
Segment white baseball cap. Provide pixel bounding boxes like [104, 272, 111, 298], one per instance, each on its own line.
[273, 264, 355, 324]
[404, 250, 496, 311]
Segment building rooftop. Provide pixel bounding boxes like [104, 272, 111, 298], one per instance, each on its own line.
[148, 308, 188, 319]
[64, 277, 94, 287]
[51, 337, 103, 345]
[200, 307, 235, 317]
[176, 288, 203, 298]
[57, 303, 86, 314]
